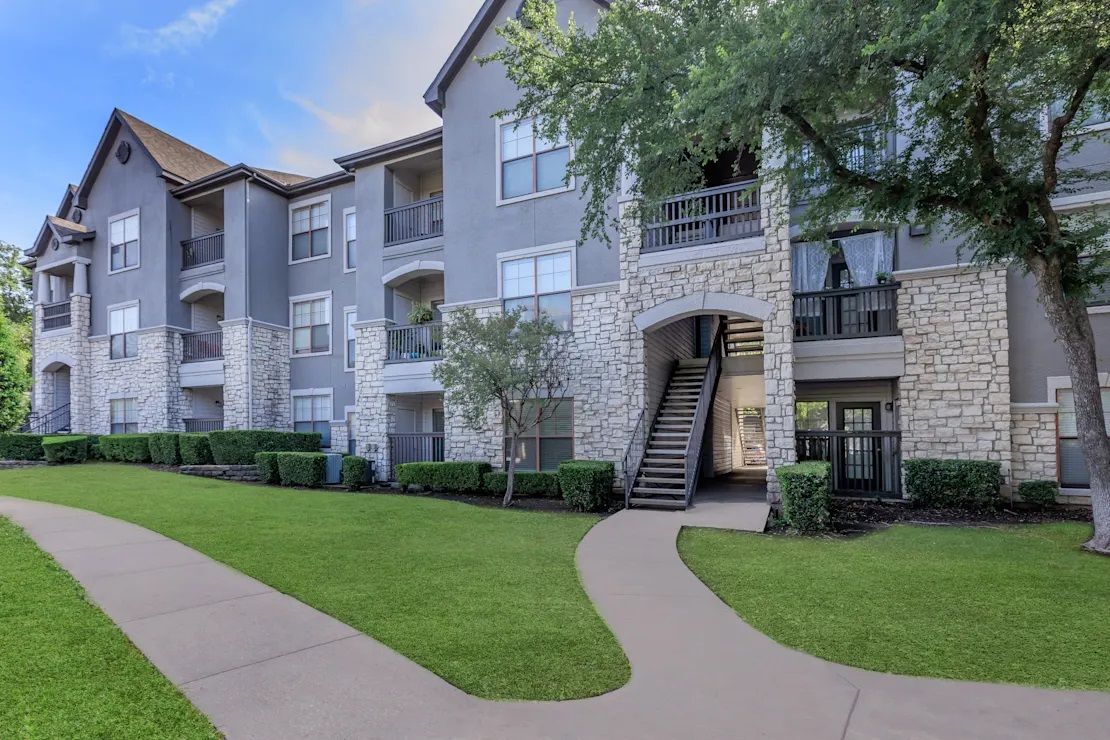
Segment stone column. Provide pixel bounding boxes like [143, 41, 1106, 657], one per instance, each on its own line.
[354, 320, 392, 477]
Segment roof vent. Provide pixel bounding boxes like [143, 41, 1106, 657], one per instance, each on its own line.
[116, 140, 131, 164]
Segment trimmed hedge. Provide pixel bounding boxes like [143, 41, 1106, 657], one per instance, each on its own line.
[0, 433, 44, 461]
[86, 435, 102, 460]
[208, 430, 321, 465]
[254, 452, 282, 484]
[1019, 479, 1059, 509]
[483, 470, 561, 498]
[778, 461, 832, 532]
[98, 434, 151, 463]
[558, 461, 615, 512]
[275, 452, 328, 488]
[904, 458, 1002, 509]
[148, 433, 181, 466]
[342, 455, 371, 490]
[179, 433, 213, 465]
[42, 435, 89, 464]
[395, 461, 492, 492]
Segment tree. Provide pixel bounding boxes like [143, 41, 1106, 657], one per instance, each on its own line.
[0, 311, 31, 431]
[0, 240, 31, 326]
[432, 307, 570, 506]
[489, 0, 1110, 552]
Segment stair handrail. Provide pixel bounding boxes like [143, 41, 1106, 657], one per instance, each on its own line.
[683, 323, 725, 506]
[19, 403, 71, 435]
[622, 408, 649, 507]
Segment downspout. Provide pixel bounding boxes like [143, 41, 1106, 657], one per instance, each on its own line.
[244, 176, 254, 429]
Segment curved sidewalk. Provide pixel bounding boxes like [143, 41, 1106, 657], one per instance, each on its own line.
[1, 495, 1107, 739]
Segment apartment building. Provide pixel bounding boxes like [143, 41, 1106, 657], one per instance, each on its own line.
[24, 0, 1110, 508]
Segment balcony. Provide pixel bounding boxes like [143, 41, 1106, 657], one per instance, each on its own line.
[182, 330, 223, 362]
[796, 430, 902, 497]
[793, 283, 899, 341]
[387, 432, 445, 479]
[41, 300, 71, 331]
[184, 417, 224, 433]
[643, 180, 762, 253]
[182, 232, 224, 269]
[386, 322, 444, 362]
[385, 196, 444, 246]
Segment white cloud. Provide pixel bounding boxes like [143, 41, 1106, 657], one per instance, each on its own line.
[121, 0, 241, 54]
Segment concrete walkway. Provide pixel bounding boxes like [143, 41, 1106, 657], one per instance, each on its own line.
[2, 494, 1108, 739]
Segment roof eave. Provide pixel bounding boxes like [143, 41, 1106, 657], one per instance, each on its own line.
[334, 128, 444, 171]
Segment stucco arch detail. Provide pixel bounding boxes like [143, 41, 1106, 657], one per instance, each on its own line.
[633, 291, 774, 332]
[381, 260, 445, 287]
[179, 282, 225, 303]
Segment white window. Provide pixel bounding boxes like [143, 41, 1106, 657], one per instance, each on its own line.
[291, 199, 330, 261]
[344, 307, 357, 371]
[501, 251, 573, 330]
[109, 303, 139, 359]
[110, 398, 138, 434]
[294, 393, 332, 447]
[291, 294, 331, 356]
[1057, 388, 1110, 488]
[109, 211, 140, 272]
[499, 117, 570, 202]
[343, 207, 357, 271]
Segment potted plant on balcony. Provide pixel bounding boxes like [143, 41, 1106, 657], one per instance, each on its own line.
[874, 271, 892, 285]
[407, 304, 434, 325]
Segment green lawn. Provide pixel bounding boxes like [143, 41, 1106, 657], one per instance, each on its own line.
[0, 517, 218, 739]
[1, 464, 629, 700]
[679, 523, 1110, 691]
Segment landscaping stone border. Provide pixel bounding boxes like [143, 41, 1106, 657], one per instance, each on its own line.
[179, 464, 261, 482]
[0, 460, 49, 470]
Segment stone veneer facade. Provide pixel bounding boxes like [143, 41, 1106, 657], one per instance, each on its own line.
[353, 320, 392, 477]
[895, 265, 1012, 481]
[32, 294, 92, 432]
[87, 328, 187, 433]
[1010, 408, 1058, 486]
[221, 320, 291, 431]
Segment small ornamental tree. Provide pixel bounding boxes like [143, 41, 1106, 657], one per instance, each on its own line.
[433, 307, 570, 507]
[490, 0, 1110, 553]
[0, 311, 31, 431]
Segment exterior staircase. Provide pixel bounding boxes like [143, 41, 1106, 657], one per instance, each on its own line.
[19, 404, 71, 435]
[627, 359, 710, 509]
[724, 318, 763, 356]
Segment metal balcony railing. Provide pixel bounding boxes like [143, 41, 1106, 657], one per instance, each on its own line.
[386, 322, 444, 362]
[384, 196, 444, 246]
[41, 300, 71, 330]
[182, 231, 224, 269]
[182, 330, 223, 362]
[796, 430, 902, 498]
[184, 418, 224, 433]
[793, 283, 899, 340]
[643, 180, 762, 252]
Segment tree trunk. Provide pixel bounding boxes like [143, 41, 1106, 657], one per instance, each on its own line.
[1034, 262, 1110, 553]
[503, 435, 518, 508]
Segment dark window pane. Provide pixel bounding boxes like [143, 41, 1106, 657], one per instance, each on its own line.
[110, 335, 124, 359]
[538, 292, 572, 331]
[346, 240, 357, 268]
[503, 297, 535, 322]
[125, 332, 138, 358]
[1060, 439, 1090, 487]
[539, 399, 573, 436]
[311, 324, 329, 352]
[505, 436, 538, 470]
[502, 158, 533, 199]
[111, 423, 123, 434]
[292, 232, 310, 260]
[314, 421, 331, 447]
[539, 438, 573, 471]
[347, 339, 356, 368]
[126, 240, 139, 267]
[111, 245, 124, 271]
[311, 228, 329, 257]
[536, 148, 569, 192]
[294, 421, 312, 434]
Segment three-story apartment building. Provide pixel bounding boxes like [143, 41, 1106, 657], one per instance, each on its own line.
[24, 0, 1110, 508]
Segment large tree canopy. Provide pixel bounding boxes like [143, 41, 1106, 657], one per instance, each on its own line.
[490, 0, 1110, 551]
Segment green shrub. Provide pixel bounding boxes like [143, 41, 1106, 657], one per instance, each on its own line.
[254, 452, 282, 484]
[98, 434, 151, 463]
[483, 471, 561, 497]
[342, 456, 371, 490]
[147, 433, 181, 466]
[395, 461, 492, 492]
[1019, 479, 1059, 509]
[558, 461, 615, 512]
[777, 462, 832, 532]
[178, 433, 212, 465]
[904, 458, 1002, 509]
[0, 433, 44, 461]
[86, 435, 102, 460]
[275, 452, 328, 488]
[207, 430, 321, 465]
[42, 435, 88, 464]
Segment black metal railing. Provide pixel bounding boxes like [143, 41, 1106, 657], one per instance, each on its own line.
[643, 180, 762, 253]
[796, 430, 902, 497]
[184, 418, 224, 433]
[384, 196, 444, 246]
[622, 408, 649, 507]
[19, 404, 70, 435]
[386, 322, 444, 362]
[793, 283, 899, 340]
[182, 232, 224, 269]
[42, 300, 71, 331]
[388, 433, 445, 479]
[684, 323, 725, 506]
[182, 330, 223, 362]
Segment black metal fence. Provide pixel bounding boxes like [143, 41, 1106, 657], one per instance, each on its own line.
[796, 430, 902, 497]
[182, 330, 223, 362]
[182, 232, 225, 269]
[643, 180, 762, 252]
[385, 197, 444, 246]
[388, 433, 445, 479]
[793, 283, 899, 340]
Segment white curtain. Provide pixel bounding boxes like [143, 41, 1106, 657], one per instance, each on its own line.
[839, 231, 894, 287]
[791, 241, 832, 292]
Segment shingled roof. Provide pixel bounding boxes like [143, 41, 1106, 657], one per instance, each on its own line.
[115, 110, 229, 183]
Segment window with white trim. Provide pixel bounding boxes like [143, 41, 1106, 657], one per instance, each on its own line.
[499, 118, 570, 200]
[291, 201, 329, 261]
[110, 398, 138, 434]
[501, 251, 572, 330]
[344, 208, 357, 270]
[109, 212, 139, 271]
[109, 304, 139, 359]
[344, 308, 357, 370]
[505, 398, 574, 472]
[294, 394, 332, 446]
[292, 296, 331, 355]
[1057, 388, 1110, 487]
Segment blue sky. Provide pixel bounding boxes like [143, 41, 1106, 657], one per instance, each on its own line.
[0, 0, 485, 250]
